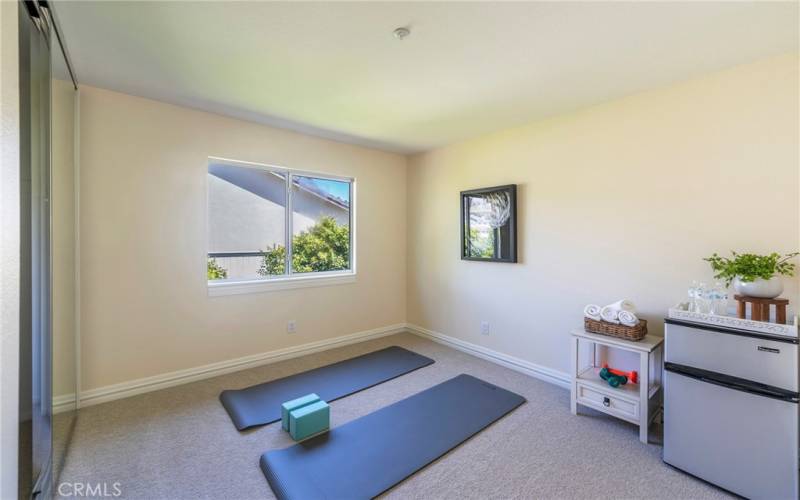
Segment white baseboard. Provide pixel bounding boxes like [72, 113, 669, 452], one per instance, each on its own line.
[67, 321, 569, 411]
[53, 393, 78, 415]
[74, 323, 407, 409]
[405, 323, 571, 389]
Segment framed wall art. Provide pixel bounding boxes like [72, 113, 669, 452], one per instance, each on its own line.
[460, 184, 517, 263]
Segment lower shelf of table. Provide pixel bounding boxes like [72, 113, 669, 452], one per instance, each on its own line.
[576, 366, 660, 401]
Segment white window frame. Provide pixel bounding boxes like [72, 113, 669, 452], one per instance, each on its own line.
[207, 156, 356, 297]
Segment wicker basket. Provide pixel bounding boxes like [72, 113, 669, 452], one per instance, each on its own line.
[584, 317, 648, 341]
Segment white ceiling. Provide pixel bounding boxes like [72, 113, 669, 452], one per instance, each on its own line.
[56, 1, 799, 153]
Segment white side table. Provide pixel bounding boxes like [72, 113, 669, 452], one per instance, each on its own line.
[570, 328, 664, 443]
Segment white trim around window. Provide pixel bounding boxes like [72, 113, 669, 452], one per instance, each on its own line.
[206, 156, 356, 296]
[208, 271, 356, 297]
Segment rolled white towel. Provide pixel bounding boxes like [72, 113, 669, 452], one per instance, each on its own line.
[607, 299, 636, 313]
[618, 310, 639, 327]
[600, 306, 620, 324]
[584, 304, 602, 321]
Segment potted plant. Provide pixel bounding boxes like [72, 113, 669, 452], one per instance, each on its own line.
[704, 251, 799, 299]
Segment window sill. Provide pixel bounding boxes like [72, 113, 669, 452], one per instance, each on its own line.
[208, 272, 356, 297]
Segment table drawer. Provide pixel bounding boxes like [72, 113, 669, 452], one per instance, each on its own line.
[577, 383, 639, 422]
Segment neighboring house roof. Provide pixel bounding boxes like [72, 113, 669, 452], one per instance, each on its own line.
[292, 176, 349, 210]
[208, 163, 350, 255]
[209, 163, 349, 210]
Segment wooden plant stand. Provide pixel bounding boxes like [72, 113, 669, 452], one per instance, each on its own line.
[734, 294, 788, 323]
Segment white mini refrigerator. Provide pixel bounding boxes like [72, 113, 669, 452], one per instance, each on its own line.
[664, 318, 799, 499]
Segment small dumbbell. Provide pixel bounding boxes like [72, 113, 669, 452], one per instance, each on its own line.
[599, 367, 628, 388]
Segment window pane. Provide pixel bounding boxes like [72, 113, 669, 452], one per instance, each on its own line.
[291, 175, 351, 274]
[207, 163, 286, 280]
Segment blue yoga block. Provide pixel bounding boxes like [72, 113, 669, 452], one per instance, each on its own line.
[281, 393, 320, 432]
[289, 400, 330, 441]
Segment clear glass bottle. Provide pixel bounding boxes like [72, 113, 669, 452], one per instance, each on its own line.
[710, 282, 728, 315]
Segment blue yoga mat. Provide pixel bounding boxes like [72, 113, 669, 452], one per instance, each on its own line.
[220, 346, 434, 430]
[260, 374, 526, 499]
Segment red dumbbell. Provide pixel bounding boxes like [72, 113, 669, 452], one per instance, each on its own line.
[602, 363, 638, 384]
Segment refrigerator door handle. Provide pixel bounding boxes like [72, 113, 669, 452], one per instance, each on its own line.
[665, 362, 800, 404]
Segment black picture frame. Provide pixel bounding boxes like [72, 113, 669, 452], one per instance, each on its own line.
[460, 184, 517, 263]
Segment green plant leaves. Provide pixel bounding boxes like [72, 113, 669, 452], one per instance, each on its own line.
[259, 216, 350, 276]
[703, 251, 799, 286]
[207, 258, 228, 280]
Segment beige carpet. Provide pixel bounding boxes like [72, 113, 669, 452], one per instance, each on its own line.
[59, 333, 731, 499]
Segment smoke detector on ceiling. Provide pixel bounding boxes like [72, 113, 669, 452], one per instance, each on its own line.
[393, 27, 411, 40]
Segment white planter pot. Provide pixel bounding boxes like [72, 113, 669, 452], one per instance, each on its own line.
[733, 276, 784, 299]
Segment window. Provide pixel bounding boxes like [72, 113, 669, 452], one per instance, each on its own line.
[207, 158, 354, 295]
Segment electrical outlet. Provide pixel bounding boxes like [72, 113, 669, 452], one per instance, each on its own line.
[480, 321, 490, 336]
[287, 320, 296, 334]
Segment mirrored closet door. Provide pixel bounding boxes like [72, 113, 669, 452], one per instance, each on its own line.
[19, 1, 78, 498]
[19, 3, 53, 497]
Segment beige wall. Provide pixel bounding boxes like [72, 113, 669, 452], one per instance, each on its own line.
[79, 86, 407, 391]
[407, 54, 799, 377]
[78, 53, 798, 393]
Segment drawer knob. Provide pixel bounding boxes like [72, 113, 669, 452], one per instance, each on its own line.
[603, 397, 611, 407]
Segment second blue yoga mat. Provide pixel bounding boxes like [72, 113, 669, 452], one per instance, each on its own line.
[260, 374, 526, 499]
